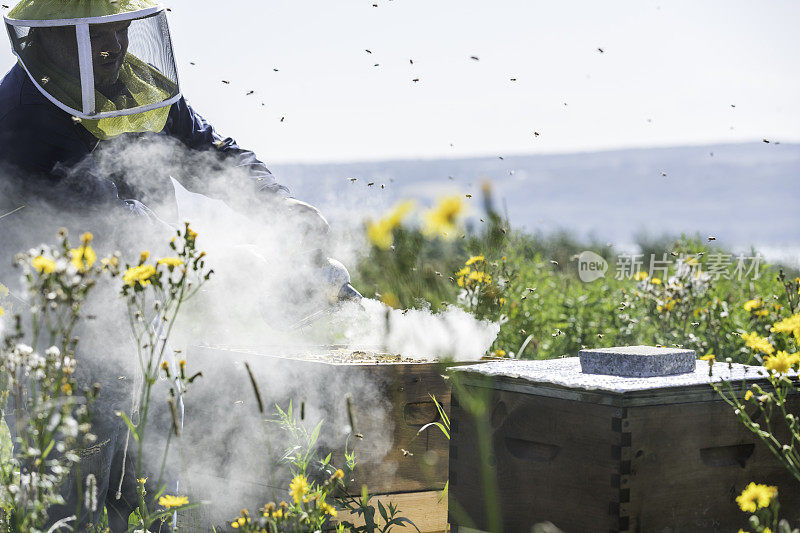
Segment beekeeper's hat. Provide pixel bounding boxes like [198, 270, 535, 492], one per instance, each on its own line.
[4, 0, 181, 138]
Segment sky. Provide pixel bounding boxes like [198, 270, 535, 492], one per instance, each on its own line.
[2, 0, 799, 164]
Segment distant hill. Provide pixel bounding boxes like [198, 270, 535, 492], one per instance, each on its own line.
[271, 143, 800, 259]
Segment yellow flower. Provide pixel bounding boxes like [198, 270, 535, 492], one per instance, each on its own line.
[289, 475, 309, 504]
[700, 354, 715, 361]
[366, 200, 414, 250]
[741, 332, 775, 355]
[32, 255, 55, 274]
[633, 271, 648, 281]
[333, 469, 344, 480]
[735, 482, 777, 513]
[763, 351, 800, 375]
[465, 255, 485, 266]
[123, 265, 157, 287]
[493, 349, 506, 357]
[743, 298, 763, 312]
[772, 314, 800, 342]
[380, 292, 400, 309]
[744, 390, 753, 401]
[0, 306, 4, 317]
[423, 195, 466, 237]
[80, 231, 93, 244]
[650, 277, 662, 285]
[137, 477, 147, 484]
[157, 257, 183, 268]
[158, 494, 189, 509]
[69, 245, 96, 272]
[139, 251, 150, 263]
[658, 299, 676, 313]
[321, 502, 337, 517]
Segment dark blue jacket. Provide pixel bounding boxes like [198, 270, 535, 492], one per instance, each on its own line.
[0, 63, 286, 213]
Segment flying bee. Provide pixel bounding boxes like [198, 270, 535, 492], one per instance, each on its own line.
[40, 76, 50, 85]
[348, 177, 357, 182]
[381, 184, 385, 189]
[246, 90, 254, 95]
[435, 271, 442, 276]
[99, 51, 109, 58]
[367, 182, 374, 186]
[234, 400, 243, 405]
[691, 322, 700, 327]
[708, 236, 716, 241]
[280, 116, 285, 122]
[465, 194, 472, 198]
[597, 47, 604, 53]
[412, 78, 419, 82]
[597, 333, 604, 339]
[71, 116, 82, 124]
[470, 55, 479, 61]
[533, 131, 539, 136]
[221, 80, 230, 84]
[401, 448, 413, 456]
[510, 77, 517, 81]
[365, 49, 372, 54]
[550, 260, 558, 266]
[498, 156, 504, 160]
[410, 59, 414, 64]
[526, 287, 535, 293]
[660, 171, 667, 176]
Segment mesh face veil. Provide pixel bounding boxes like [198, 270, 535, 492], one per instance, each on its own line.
[4, 0, 181, 138]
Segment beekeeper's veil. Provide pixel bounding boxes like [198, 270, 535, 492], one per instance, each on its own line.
[4, 0, 180, 139]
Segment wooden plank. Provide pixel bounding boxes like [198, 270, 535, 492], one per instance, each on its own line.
[336, 490, 448, 533]
[625, 397, 800, 532]
[448, 386, 620, 532]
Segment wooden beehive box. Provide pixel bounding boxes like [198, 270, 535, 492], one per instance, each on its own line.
[179, 345, 454, 528]
[447, 356, 800, 533]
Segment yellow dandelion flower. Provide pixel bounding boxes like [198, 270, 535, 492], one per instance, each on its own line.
[650, 277, 662, 285]
[423, 195, 466, 237]
[333, 469, 344, 480]
[69, 245, 97, 272]
[493, 349, 506, 357]
[763, 351, 800, 375]
[735, 482, 777, 513]
[123, 265, 157, 287]
[465, 255, 485, 266]
[699, 354, 715, 361]
[186, 227, 198, 240]
[230, 522, 239, 529]
[366, 200, 415, 250]
[0, 306, 4, 317]
[289, 475, 309, 504]
[380, 292, 400, 309]
[139, 251, 150, 263]
[32, 256, 55, 275]
[741, 332, 775, 355]
[158, 257, 183, 268]
[633, 271, 648, 281]
[744, 390, 753, 401]
[158, 494, 189, 509]
[743, 298, 763, 312]
[772, 314, 800, 342]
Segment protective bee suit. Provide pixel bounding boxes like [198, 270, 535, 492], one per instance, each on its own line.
[0, 0, 348, 530]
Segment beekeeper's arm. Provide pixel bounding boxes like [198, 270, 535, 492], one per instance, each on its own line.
[165, 97, 330, 244]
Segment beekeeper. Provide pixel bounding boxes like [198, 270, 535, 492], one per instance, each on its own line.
[0, 0, 356, 530]
[0, 0, 328, 233]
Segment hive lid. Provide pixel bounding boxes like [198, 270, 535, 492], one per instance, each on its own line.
[579, 345, 696, 377]
[449, 357, 781, 406]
